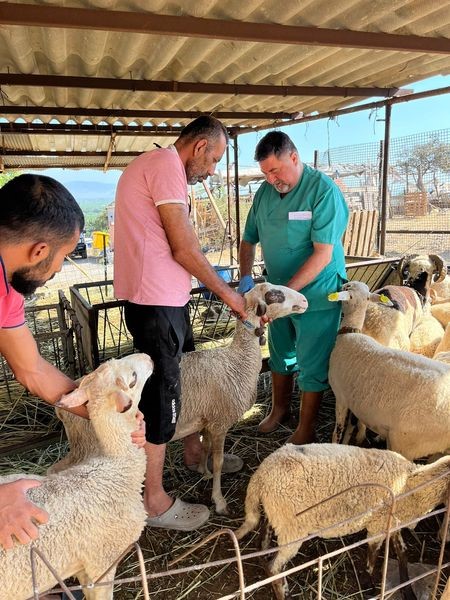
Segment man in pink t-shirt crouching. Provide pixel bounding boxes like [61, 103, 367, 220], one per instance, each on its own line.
[114, 116, 248, 531]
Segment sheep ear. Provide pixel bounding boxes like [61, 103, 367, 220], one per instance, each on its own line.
[111, 391, 133, 413]
[429, 254, 447, 283]
[56, 387, 89, 408]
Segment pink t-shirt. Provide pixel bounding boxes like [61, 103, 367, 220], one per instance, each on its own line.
[0, 257, 25, 329]
[114, 146, 192, 306]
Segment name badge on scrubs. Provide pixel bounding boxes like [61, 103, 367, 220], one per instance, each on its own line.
[289, 211, 312, 221]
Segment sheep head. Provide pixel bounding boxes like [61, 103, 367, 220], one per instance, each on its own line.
[56, 354, 153, 421]
[328, 281, 393, 317]
[244, 283, 308, 321]
[398, 254, 447, 295]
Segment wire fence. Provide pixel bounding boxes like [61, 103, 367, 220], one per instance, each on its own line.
[316, 128, 450, 260]
[24, 476, 450, 600]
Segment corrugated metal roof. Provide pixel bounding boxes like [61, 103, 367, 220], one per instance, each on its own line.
[0, 0, 449, 169]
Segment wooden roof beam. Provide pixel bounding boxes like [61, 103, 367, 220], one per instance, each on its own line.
[103, 133, 116, 172]
[0, 74, 399, 98]
[0, 2, 448, 54]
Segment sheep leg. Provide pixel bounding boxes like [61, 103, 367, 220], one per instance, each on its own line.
[75, 566, 116, 600]
[355, 421, 367, 446]
[391, 531, 417, 600]
[259, 516, 273, 551]
[235, 484, 261, 540]
[210, 432, 228, 515]
[268, 533, 303, 600]
[198, 431, 212, 478]
[361, 539, 383, 596]
[332, 402, 349, 444]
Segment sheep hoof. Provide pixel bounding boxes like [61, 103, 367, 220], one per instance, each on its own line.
[215, 503, 229, 516]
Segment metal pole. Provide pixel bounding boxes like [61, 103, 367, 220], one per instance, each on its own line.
[233, 135, 241, 253]
[226, 144, 234, 265]
[379, 103, 392, 256]
[313, 149, 319, 169]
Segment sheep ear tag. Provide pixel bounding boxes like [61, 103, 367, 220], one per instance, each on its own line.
[56, 387, 89, 408]
[370, 293, 394, 307]
[328, 291, 350, 302]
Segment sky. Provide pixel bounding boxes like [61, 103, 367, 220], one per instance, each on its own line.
[32, 74, 450, 191]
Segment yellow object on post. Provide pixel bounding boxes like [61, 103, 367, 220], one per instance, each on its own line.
[92, 231, 110, 251]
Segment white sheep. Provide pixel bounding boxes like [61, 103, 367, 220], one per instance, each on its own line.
[409, 303, 444, 358]
[0, 353, 153, 600]
[430, 277, 450, 304]
[433, 323, 450, 365]
[236, 443, 450, 600]
[329, 281, 450, 460]
[431, 302, 450, 327]
[362, 284, 424, 350]
[172, 282, 308, 515]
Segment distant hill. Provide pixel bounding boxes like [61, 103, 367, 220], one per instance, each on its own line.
[64, 180, 116, 202]
[63, 180, 117, 214]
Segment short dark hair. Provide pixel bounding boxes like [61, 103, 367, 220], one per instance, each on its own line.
[254, 131, 297, 162]
[178, 116, 229, 145]
[0, 174, 85, 246]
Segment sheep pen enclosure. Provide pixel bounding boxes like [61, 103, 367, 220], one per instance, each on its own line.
[0, 265, 449, 598]
[1, 378, 449, 599]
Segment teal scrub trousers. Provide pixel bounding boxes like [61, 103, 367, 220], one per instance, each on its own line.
[268, 303, 342, 392]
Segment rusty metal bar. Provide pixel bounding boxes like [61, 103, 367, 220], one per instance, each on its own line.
[0, 73, 396, 98]
[233, 135, 241, 252]
[0, 106, 296, 120]
[232, 86, 450, 135]
[379, 103, 392, 255]
[1, 150, 141, 156]
[0, 2, 448, 54]
[0, 121, 182, 135]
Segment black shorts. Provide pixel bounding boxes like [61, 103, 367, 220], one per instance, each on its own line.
[124, 302, 194, 444]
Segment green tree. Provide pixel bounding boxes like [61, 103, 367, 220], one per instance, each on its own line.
[0, 171, 20, 188]
[85, 208, 109, 235]
[399, 138, 450, 197]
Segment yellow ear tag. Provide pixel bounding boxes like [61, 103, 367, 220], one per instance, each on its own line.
[328, 292, 339, 301]
[380, 294, 390, 304]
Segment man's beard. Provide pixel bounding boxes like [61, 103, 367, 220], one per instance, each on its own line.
[186, 157, 207, 185]
[11, 253, 55, 296]
[11, 270, 45, 296]
[273, 181, 291, 194]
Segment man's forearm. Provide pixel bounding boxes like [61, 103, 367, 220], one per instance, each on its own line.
[239, 240, 256, 276]
[16, 358, 87, 418]
[287, 247, 332, 291]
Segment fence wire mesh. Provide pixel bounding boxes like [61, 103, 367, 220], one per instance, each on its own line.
[317, 128, 450, 260]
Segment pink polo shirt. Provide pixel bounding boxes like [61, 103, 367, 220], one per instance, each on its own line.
[113, 145, 192, 306]
[0, 257, 25, 329]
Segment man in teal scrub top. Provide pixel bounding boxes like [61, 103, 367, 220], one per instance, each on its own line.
[238, 131, 348, 444]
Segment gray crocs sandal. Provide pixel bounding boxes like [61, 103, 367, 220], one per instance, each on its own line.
[145, 498, 210, 531]
[186, 453, 244, 474]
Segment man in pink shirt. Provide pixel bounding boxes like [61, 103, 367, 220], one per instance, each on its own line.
[0, 175, 147, 555]
[0, 174, 86, 551]
[114, 116, 247, 530]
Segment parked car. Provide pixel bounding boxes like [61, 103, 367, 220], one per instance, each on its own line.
[69, 231, 88, 259]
